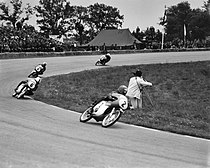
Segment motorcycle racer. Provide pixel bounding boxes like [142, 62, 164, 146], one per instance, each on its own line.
[28, 62, 47, 78]
[88, 85, 128, 114]
[95, 53, 111, 66]
[12, 76, 41, 98]
[100, 53, 111, 62]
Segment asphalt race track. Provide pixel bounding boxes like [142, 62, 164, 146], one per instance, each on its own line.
[0, 51, 210, 168]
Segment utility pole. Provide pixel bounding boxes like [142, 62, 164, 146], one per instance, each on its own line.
[161, 5, 167, 49]
[161, 29, 165, 49]
[183, 23, 187, 48]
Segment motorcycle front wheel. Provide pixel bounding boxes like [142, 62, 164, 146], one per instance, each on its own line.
[16, 86, 28, 99]
[95, 60, 101, 66]
[102, 109, 122, 128]
[80, 107, 92, 122]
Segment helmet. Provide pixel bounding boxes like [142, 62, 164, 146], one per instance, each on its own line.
[133, 69, 142, 77]
[42, 62, 47, 66]
[117, 85, 128, 95]
[35, 76, 41, 83]
[106, 53, 111, 57]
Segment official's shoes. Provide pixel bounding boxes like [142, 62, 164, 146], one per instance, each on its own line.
[128, 105, 134, 110]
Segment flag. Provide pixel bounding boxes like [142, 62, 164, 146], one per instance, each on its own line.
[163, 6, 167, 23]
[183, 24, 187, 48]
[184, 24, 187, 37]
[161, 5, 167, 25]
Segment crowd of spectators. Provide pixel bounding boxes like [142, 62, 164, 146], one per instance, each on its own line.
[0, 25, 64, 53]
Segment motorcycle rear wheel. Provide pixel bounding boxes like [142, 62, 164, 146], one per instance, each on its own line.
[80, 107, 92, 122]
[102, 109, 122, 128]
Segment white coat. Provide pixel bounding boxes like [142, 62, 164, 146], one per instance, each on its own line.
[126, 76, 152, 99]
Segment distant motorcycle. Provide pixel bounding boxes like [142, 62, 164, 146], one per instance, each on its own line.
[28, 62, 47, 78]
[12, 77, 41, 99]
[80, 93, 128, 127]
[95, 53, 111, 66]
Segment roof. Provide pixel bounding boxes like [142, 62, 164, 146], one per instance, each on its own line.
[86, 28, 141, 46]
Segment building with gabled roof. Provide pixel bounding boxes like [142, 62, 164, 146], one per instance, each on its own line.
[86, 28, 141, 47]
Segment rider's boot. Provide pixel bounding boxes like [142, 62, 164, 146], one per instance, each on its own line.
[128, 106, 134, 110]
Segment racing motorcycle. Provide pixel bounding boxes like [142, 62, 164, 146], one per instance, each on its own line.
[80, 93, 128, 127]
[28, 62, 46, 78]
[95, 54, 111, 66]
[12, 77, 41, 99]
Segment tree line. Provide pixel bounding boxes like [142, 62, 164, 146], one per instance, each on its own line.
[0, 0, 124, 46]
[0, 0, 210, 52]
[133, 0, 210, 49]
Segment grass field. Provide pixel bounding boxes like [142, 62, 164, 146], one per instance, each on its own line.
[33, 60, 210, 139]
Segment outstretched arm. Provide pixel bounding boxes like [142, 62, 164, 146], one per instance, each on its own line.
[138, 78, 152, 86]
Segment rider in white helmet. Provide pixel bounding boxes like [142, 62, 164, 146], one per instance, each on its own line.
[99, 52, 111, 65]
[14, 62, 46, 93]
[13, 76, 42, 97]
[28, 62, 47, 77]
[35, 62, 47, 74]
[105, 53, 111, 59]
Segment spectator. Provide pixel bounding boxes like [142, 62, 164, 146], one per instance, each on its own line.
[126, 69, 152, 109]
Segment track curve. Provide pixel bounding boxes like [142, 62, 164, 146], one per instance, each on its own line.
[0, 51, 209, 168]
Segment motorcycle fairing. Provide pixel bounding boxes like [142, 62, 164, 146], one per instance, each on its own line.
[27, 79, 36, 89]
[93, 101, 109, 116]
[118, 95, 128, 110]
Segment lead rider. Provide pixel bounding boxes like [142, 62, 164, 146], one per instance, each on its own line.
[28, 62, 47, 78]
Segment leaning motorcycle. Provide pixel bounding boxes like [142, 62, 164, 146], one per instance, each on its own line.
[80, 94, 128, 128]
[12, 77, 41, 99]
[95, 56, 111, 66]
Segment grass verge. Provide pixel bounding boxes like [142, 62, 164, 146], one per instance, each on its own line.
[33, 61, 210, 139]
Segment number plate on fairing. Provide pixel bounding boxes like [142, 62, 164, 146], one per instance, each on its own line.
[119, 95, 128, 110]
[93, 101, 109, 116]
[28, 80, 36, 89]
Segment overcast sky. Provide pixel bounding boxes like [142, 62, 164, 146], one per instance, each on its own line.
[1, 0, 206, 32]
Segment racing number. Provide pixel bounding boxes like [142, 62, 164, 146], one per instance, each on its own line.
[119, 99, 128, 110]
[35, 65, 42, 72]
[121, 101, 126, 108]
[28, 80, 36, 89]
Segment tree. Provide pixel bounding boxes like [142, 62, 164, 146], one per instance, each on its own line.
[0, 0, 34, 29]
[203, 0, 210, 12]
[73, 5, 89, 45]
[86, 3, 124, 38]
[35, 0, 75, 37]
[189, 8, 210, 42]
[132, 26, 144, 41]
[161, 1, 210, 48]
[165, 2, 192, 47]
